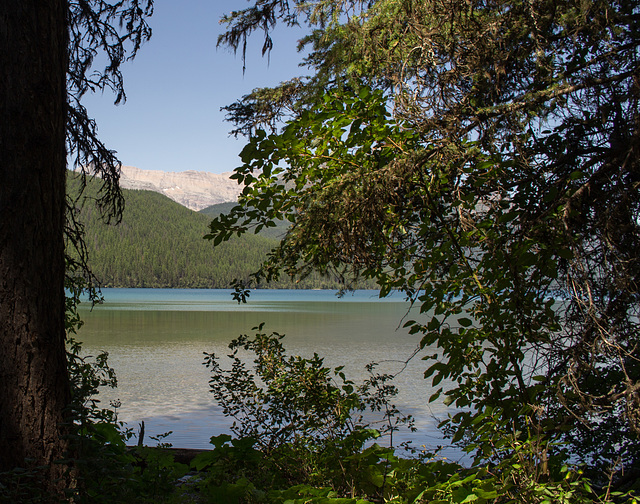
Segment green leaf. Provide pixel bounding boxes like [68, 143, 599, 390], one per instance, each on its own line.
[458, 317, 473, 327]
[452, 487, 477, 503]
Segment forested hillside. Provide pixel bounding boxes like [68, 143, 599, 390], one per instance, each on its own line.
[67, 175, 344, 289]
[201, 202, 288, 240]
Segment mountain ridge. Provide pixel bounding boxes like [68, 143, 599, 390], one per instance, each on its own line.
[67, 176, 352, 290]
[117, 165, 241, 211]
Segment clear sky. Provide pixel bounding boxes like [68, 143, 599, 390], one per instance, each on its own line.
[81, 0, 309, 175]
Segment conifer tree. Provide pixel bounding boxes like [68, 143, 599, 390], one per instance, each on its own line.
[210, 0, 640, 486]
[0, 0, 151, 494]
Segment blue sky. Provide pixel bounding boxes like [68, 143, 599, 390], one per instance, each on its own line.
[81, 0, 308, 174]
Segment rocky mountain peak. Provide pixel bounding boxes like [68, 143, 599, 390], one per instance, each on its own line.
[118, 165, 241, 211]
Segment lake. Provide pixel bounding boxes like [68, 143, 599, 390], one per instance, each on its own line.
[76, 288, 457, 456]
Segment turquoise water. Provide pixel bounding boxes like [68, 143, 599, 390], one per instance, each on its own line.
[76, 288, 457, 456]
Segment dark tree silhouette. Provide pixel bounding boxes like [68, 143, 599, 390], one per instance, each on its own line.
[0, 0, 151, 494]
[0, 1, 70, 491]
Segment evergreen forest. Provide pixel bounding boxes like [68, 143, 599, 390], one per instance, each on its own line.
[67, 174, 353, 290]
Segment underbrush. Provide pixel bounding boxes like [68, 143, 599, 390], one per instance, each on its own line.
[175, 326, 637, 504]
[4, 322, 635, 503]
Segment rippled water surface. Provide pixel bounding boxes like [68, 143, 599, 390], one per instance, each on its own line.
[76, 288, 457, 456]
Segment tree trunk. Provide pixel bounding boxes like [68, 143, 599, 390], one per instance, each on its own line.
[0, 0, 70, 494]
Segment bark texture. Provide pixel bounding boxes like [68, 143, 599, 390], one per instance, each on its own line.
[0, 0, 70, 491]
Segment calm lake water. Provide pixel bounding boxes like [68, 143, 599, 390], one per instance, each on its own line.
[76, 288, 458, 457]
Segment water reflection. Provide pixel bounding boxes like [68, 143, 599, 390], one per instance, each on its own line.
[76, 289, 459, 457]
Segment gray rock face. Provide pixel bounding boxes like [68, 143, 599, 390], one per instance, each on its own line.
[118, 165, 240, 211]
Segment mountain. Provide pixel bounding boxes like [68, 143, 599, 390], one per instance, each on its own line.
[118, 165, 241, 211]
[67, 175, 350, 290]
[198, 201, 238, 218]
[200, 202, 290, 240]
